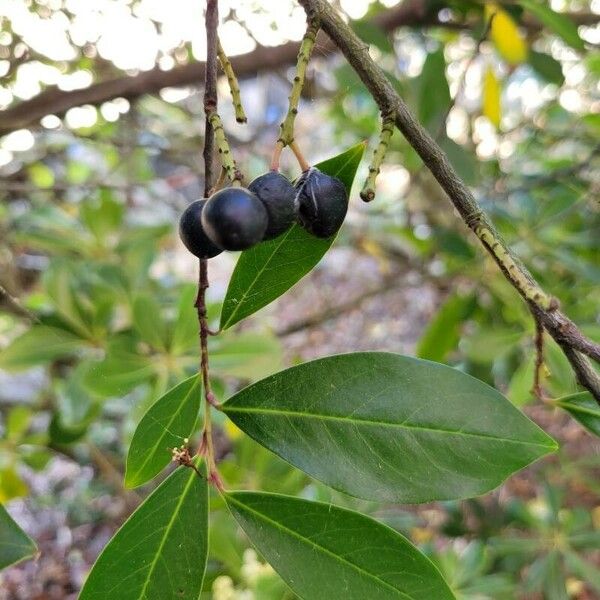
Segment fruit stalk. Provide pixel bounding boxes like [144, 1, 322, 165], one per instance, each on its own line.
[271, 16, 320, 170]
[360, 113, 395, 202]
[217, 38, 247, 124]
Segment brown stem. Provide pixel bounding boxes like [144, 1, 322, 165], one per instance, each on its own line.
[298, 0, 600, 405]
[194, 0, 223, 489]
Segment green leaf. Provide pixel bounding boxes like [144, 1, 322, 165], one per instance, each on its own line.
[416, 293, 475, 362]
[0, 468, 28, 502]
[226, 492, 455, 599]
[132, 295, 167, 350]
[529, 50, 565, 85]
[210, 332, 283, 380]
[0, 326, 84, 372]
[463, 328, 524, 364]
[80, 463, 208, 600]
[564, 549, 600, 593]
[5, 406, 32, 442]
[350, 20, 394, 54]
[80, 190, 125, 240]
[222, 352, 557, 503]
[82, 335, 155, 397]
[125, 376, 201, 488]
[418, 48, 451, 132]
[220, 143, 365, 330]
[0, 503, 37, 570]
[508, 355, 536, 406]
[169, 284, 198, 355]
[555, 392, 600, 437]
[518, 1, 585, 51]
[439, 137, 479, 186]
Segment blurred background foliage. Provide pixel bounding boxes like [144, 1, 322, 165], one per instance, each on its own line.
[0, 0, 599, 598]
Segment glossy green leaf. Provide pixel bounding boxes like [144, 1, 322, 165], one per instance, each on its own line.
[80, 462, 208, 600]
[223, 352, 557, 503]
[125, 375, 201, 488]
[226, 492, 455, 599]
[0, 326, 84, 372]
[0, 503, 37, 570]
[220, 142, 365, 330]
[519, 1, 584, 51]
[555, 392, 600, 437]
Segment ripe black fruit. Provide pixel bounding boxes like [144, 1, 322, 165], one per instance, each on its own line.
[179, 199, 223, 259]
[295, 168, 348, 238]
[201, 186, 268, 251]
[248, 171, 296, 240]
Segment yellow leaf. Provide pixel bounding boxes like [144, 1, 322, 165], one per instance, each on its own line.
[486, 3, 528, 65]
[0, 467, 28, 502]
[483, 67, 502, 129]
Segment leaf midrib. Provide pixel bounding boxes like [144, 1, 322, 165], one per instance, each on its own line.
[137, 468, 198, 599]
[222, 228, 294, 329]
[127, 379, 199, 485]
[556, 401, 599, 419]
[223, 405, 554, 448]
[226, 494, 416, 600]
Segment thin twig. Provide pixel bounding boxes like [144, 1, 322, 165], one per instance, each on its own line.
[360, 112, 395, 202]
[270, 16, 320, 171]
[194, 0, 223, 491]
[209, 112, 243, 183]
[217, 38, 247, 123]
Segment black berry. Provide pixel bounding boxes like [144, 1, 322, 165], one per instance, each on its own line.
[201, 186, 268, 251]
[248, 171, 296, 240]
[179, 199, 223, 259]
[295, 168, 348, 238]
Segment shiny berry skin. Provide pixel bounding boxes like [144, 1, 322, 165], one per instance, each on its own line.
[295, 168, 348, 238]
[179, 199, 223, 259]
[201, 186, 268, 251]
[248, 171, 296, 240]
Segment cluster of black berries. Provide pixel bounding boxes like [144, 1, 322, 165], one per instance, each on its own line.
[179, 168, 347, 259]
